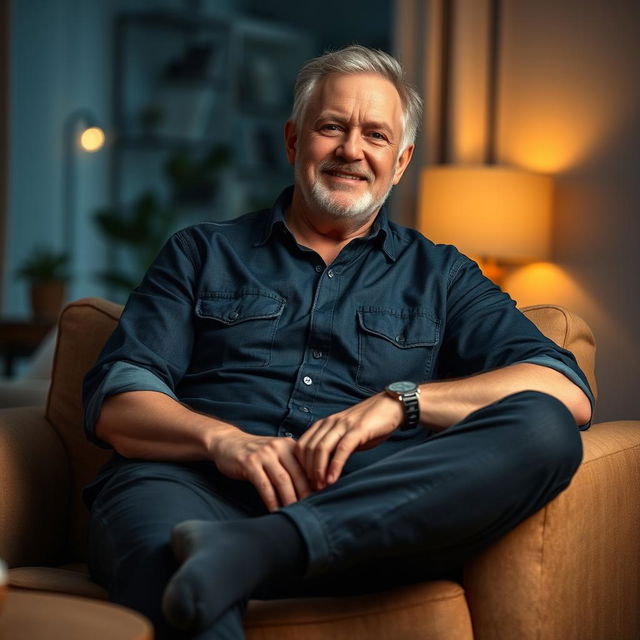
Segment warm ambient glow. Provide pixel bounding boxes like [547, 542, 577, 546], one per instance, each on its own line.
[417, 165, 553, 264]
[79, 126, 105, 152]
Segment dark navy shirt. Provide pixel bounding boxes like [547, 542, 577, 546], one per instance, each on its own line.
[83, 187, 593, 472]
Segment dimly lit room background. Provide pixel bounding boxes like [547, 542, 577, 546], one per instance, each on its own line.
[0, 0, 638, 424]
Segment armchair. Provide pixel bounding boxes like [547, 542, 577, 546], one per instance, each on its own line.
[1, 297, 638, 639]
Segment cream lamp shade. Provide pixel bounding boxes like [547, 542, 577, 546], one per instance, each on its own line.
[417, 165, 553, 263]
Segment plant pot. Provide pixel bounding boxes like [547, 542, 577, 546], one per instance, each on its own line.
[30, 281, 66, 321]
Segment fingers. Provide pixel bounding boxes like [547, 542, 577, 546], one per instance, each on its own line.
[296, 417, 361, 490]
[247, 465, 280, 513]
[297, 419, 341, 489]
[243, 439, 312, 512]
[295, 394, 401, 488]
[326, 430, 360, 484]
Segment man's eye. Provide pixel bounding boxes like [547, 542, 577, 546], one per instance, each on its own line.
[321, 124, 342, 133]
[369, 131, 387, 141]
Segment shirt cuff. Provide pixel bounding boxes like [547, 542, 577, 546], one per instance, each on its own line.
[84, 361, 179, 448]
[517, 355, 595, 430]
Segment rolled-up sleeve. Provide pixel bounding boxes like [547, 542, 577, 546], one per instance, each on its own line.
[83, 230, 199, 446]
[439, 256, 594, 428]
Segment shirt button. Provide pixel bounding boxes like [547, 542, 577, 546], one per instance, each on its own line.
[229, 311, 239, 321]
[283, 431, 294, 438]
[312, 350, 323, 359]
[314, 265, 323, 273]
[301, 406, 310, 413]
[303, 376, 313, 385]
[327, 269, 335, 278]
[395, 335, 406, 343]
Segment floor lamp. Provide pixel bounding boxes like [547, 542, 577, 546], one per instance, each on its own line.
[62, 109, 105, 266]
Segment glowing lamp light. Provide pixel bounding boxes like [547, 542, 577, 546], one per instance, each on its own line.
[417, 165, 553, 283]
[63, 110, 105, 275]
[79, 126, 105, 152]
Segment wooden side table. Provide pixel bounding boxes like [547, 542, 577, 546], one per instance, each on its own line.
[0, 589, 153, 639]
[0, 319, 54, 377]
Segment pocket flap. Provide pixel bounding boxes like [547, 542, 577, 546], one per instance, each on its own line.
[357, 309, 439, 347]
[197, 291, 285, 325]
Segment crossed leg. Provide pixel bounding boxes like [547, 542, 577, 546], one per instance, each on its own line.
[162, 391, 583, 633]
[87, 460, 264, 640]
[89, 391, 582, 638]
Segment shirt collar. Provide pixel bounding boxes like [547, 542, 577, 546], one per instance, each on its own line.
[253, 186, 293, 247]
[254, 185, 397, 261]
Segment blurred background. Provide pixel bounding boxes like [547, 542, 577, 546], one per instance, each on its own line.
[0, 0, 638, 423]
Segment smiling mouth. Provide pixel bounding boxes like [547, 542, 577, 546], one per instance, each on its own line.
[323, 170, 368, 181]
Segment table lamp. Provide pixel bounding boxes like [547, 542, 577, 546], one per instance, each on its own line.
[417, 165, 553, 284]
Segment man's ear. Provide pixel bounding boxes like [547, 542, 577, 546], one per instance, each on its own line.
[392, 144, 415, 185]
[284, 121, 297, 166]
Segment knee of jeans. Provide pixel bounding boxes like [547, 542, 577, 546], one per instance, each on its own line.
[508, 390, 583, 477]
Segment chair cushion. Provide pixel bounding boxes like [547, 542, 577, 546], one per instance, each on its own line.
[9, 565, 472, 639]
[8, 564, 108, 600]
[244, 581, 474, 639]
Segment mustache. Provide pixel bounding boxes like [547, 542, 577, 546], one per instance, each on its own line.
[319, 161, 373, 182]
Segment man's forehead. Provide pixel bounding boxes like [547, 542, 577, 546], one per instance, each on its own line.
[306, 72, 403, 121]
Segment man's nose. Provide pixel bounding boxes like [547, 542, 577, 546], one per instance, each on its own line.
[336, 130, 364, 161]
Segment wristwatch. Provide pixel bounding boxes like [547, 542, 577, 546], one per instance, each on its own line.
[385, 381, 421, 430]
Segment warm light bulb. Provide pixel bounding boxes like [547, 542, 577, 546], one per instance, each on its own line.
[79, 126, 105, 152]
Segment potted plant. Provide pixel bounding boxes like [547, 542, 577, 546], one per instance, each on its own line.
[93, 191, 177, 295]
[93, 143, 231, 298]
[16, 246, 70, 320]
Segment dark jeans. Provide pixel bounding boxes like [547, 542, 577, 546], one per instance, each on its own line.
[88, 391, 582, 639]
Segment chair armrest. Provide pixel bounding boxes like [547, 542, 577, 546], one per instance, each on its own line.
[0, 378, 50, 409]
[464, 420, 640, 640]
[0, 406, 70, 566]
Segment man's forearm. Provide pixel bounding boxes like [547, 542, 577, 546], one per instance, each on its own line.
[419, 363, 592, 430]
[95, 390, 238, 461]
[96, 390, 313, 511]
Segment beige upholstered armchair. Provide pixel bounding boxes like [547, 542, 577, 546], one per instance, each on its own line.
[1, 297, 639, 639]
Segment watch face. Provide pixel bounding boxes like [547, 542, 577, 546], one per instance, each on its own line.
[388, 381, 417, 394]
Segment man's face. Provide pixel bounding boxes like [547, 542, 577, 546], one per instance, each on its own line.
[285, 73, 414, 222]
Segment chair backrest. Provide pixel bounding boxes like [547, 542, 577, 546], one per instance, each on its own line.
[46, 298, 596, 561]
[46, 298, 122, 560]
[520, 304, 597, 399]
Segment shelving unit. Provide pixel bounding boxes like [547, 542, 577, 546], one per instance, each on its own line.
[110, 10, 312, 229]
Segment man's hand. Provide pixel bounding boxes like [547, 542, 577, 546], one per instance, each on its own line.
[210, 430, 313, 512]
[295, 393, 404, 491]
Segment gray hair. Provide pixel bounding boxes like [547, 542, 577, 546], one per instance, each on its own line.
[290, 44, 423, 152]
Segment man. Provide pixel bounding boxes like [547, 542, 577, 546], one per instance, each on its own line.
[83, 45, 593, 640]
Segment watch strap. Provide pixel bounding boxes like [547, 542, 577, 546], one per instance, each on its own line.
[385, 382, 421, 430]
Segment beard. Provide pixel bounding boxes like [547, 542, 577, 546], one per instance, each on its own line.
[295, 160, 395, 224]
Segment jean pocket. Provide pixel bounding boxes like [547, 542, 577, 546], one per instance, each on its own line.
[194, 290, 285, 369]
[356, 308, 440, 393]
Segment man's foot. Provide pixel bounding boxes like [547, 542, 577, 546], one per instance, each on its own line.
[162, 516, 305, 632]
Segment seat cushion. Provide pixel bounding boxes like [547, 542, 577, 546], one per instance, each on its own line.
[9, 565, 473, 640]
[245, 580, 473, 640]
[8, 564, 108, 600]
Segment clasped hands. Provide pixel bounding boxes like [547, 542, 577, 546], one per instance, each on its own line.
[210, 393, 405, 512]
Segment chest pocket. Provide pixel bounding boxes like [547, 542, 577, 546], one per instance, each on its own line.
[194, 291, 285, 369]
[356, 308, 440, 393]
